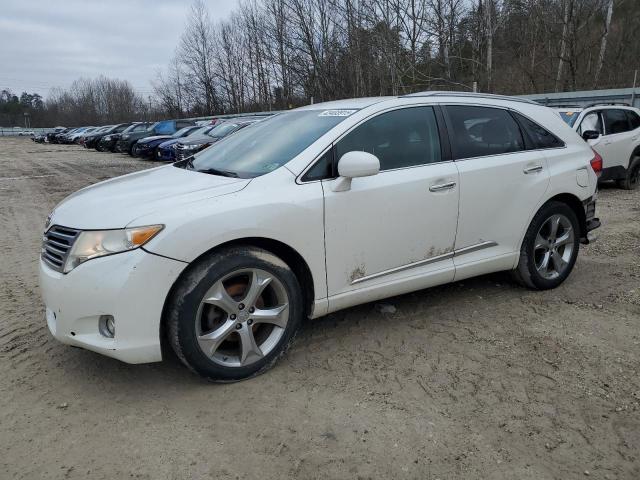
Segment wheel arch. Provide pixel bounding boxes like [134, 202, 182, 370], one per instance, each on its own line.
[543, 193, 586, 238]
[159, 237, 316, 353]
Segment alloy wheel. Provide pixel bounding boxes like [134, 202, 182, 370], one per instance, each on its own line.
[533, 214, 575, 280]
[195, 268, 289, 367]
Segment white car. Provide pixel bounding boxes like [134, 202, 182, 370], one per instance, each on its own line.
[556, 104, 640, 189]
[40, 92, 601, 381]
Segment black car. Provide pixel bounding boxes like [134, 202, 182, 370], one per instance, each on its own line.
[116, 119, 195, 155]
[47, 127, 72, 144]
[132, 125, 202, 159]
[100, 122, 152, 152]
[174, 118, 260, 161]
[84, 123, 132, 150]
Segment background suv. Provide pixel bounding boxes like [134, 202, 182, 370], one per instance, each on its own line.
[116, 119, 195, 155]
[557, 104, 640, 189]
[40, 93, 600, 382]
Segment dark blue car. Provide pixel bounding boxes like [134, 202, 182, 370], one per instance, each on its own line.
[132, 125, 201, 159]
[155, 125, 215, 161]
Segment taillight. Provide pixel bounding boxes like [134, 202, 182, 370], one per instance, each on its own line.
[590, 148, 603, 177]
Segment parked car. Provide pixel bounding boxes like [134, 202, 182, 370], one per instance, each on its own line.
[174, 118, 260, 161]
[32, 132, 48, 143]
[40, 92, 600, 381]
[556, 104, 640, 189]
[18, 130, 35, 136]
[80, 126, 112, 148]
[98, 122, 151, 152]
[156, 126, 215, 162]
[116, 119, 195, 155]
[46, 127, 70, 144]
[132, 125, 202, 159]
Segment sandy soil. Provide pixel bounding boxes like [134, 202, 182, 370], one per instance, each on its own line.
[0, 136, 639, 480]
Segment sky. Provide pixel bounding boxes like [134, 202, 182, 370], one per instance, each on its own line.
[0, 0, 240, 99]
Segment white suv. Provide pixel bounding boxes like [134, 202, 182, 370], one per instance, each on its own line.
[40, 92, 600, 381]
[556, 104, 640, 189]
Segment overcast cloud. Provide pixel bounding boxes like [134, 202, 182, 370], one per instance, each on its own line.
[0, 0, 240, 98]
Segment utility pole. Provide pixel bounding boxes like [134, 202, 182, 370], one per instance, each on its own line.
[632, 69, 638, 107]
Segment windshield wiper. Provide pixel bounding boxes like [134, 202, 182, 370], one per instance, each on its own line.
[196, 167, 239, 178]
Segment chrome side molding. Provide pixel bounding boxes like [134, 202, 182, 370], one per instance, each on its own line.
[350, 240, 498, 285]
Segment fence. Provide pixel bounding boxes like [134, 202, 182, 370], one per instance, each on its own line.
[0, 127, 53, 137]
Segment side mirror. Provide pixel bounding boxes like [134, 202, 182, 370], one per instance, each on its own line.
[331, 151, 380, 192]
[582, 130, 600, 141]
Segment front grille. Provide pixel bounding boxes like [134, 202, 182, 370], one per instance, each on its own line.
[41, 226, 81, 272]
[176, 144, 197, 162]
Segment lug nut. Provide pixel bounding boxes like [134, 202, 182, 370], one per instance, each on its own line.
[235, 323, 242, 330]
[249, 307, 255, 313]
[230, 314, 237, 320]
[238, 303, 245, 310]
[247, 319, 253, 326]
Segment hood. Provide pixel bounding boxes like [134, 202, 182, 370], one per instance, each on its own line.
[50, 165, 250, 230]
[138, 135, 172, 144]
[159, 138, 179, 149]
[179, 135, 219, 146]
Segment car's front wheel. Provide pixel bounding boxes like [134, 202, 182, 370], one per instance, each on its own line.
[513, 201, 580, 290]
[167, 246, 303, 382]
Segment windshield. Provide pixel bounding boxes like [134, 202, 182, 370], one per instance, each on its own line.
[172, 126, 195, 138]
[186, 109, 355, 178]
[557, 110, 580, 127]
[207, 122, 240, 139]
[188, 125, 213, 137]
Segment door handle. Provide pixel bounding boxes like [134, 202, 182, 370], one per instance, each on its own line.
[523, 165, 543, 174]
[429, 181, 456, 192]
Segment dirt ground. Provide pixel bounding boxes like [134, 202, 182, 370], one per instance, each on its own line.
[0, 136, 639, 480]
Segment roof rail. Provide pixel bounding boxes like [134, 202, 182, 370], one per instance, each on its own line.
[584, 102, 630, 108]
[402, 90, 540, 105]
[549, 104, 583, 109]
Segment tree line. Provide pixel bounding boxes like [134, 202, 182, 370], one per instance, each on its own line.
[0, 77, 158, 128]
[154, 0, 639, 117]
[2, 0, 638, 127]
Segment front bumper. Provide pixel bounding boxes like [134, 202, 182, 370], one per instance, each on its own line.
[156, 147, 176, 162]
[40, 248, 187, 363]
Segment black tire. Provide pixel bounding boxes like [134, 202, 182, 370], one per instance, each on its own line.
[167, 246, 303, 382]
[617, 157, 640, 190]
[512, 201, 580, 290]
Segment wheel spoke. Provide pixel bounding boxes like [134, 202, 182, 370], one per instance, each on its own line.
[551, 251, 568, 272]
[242, 271, 272, 307]
[534, 232, 549, 251]
[238, 326, 263, 365]
[538, 251, 551, 275]
[548, 215, 561, 240]
[202, 281, 237, 314]
[252, 304, 289, 328]
[554, 228, 573, 247]
[197, 319, 237, 357]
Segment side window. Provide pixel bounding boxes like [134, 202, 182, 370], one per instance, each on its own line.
[578, 112, 603, 136]
[513, 112, 564, 149]
[625, 110, 640, 130]
[335, 106, 441, 171]
[155, 121, 174, 135]
[444, 105, 524, 159]
[603, 109, 630, 135]
[302, 149, 334, 181]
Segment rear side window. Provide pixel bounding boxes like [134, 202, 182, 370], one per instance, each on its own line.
[444, 106, 524, 159]
[335, 106, 441, 171]
[513, 112, 564, 149]
[155, 121, 174, 135]
[578, 112, 603, 136]
[603, 109, 630, 134]
[625, 110, 640, 130]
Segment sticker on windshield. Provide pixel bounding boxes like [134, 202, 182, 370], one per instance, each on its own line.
[318, 110, 357, 117]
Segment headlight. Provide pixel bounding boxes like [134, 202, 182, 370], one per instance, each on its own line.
[103, 135, 112, 141]
[184, 144, 200, 150]
[122, 134, 130, 140]
[64, 225, 163, 273]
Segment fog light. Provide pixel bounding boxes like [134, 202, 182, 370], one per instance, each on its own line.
[99, 315, 115, 338]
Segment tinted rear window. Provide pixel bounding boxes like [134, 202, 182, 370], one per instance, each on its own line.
[604, 109, 631, 134]
[445, 105, 524, 159]
[625, 110, 640, 130]
[513, 112, 564, 149]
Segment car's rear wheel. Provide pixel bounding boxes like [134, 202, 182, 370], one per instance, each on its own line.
[512, 201, 580, 290]
[617, 157, 640, 190]
[167, 246, 303, 382]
